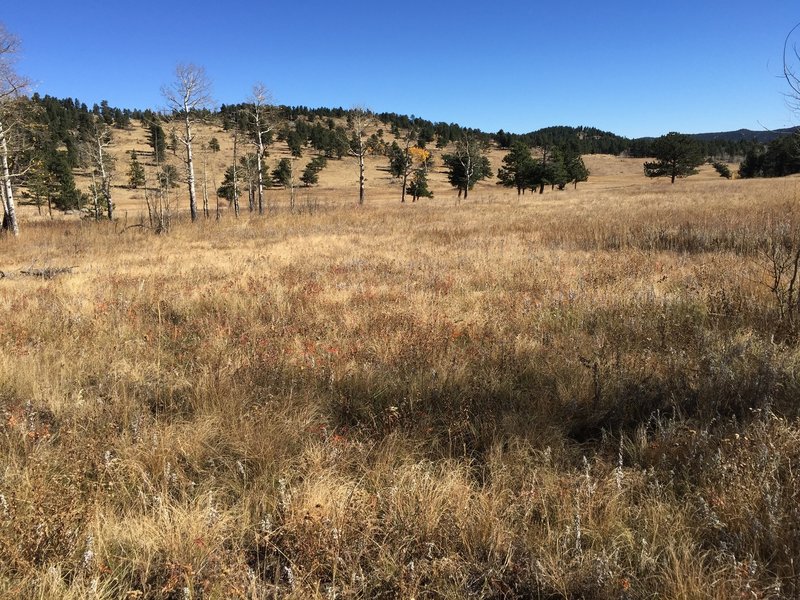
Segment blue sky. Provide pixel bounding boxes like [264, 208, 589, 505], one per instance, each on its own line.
[3, 1, 798, 138]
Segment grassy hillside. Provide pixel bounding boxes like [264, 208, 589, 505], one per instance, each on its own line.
[3, 162, 800, 598]
[16, 115, 733, 223]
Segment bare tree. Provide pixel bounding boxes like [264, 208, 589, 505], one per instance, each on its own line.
[232, 127, 241, 216]
[84, 116, 115, 220]
[784, 22, 800, 113]
[348, 107, 374, 205]
[0, 23, 30, 236]
[161, 63, 212, 222]
[442, 135, 491, 200]
[248, 83, 275, 215]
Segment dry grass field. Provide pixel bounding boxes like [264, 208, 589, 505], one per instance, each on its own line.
[2, 133, 800, 598]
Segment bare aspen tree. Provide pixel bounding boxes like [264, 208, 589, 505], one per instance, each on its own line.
[161, 63, 212, 222]
[442, 135, 491, 201]
[0, 23, 29, 235]
[232, 128, 240, 217]
[90, 172, 101, 220]
[249, 83, 274, 215]
[85, 116, 115, 220]
[348, 107, 373, 205]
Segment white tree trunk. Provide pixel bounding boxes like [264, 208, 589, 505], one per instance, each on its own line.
[255, 112, 265, 215]
[184, 113, 197, 221]
[358, 144, 365, 205]
[95, 135, 114, 220]
[0, 120, 18, 235]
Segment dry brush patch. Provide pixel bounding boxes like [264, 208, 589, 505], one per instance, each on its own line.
[1, 179, 800, 598]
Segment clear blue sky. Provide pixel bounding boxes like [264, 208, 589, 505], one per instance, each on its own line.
[3, 1, 799, 138]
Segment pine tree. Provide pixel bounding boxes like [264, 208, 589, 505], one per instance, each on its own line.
[272, 158, 292, 187]
[644, 132, 705, 183]
[47, 150, 80, 210]
[497, 141, 534, 195]
[565, 151, 589, 188]
[128, 151, 145, 188]
[158, 164, 180, 190]
[301, 156, 327, 186]
[406, 168, 433, 201]
[217, 165, 240, 202]
[711, 161, 732, 179]
[147, 121, 166, 163]
[546, 148, 570, 190]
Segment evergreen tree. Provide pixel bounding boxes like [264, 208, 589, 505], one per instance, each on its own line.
[644, 132, 705, 183]
[128, 151, 145, 188]
[208, 137, 220, 153]
[301, 156, 327, 186]
[738, 148, 765, 178]
[272, 158, 292, 187]
[169, 129, 178, 156]
[737, 135, 800, 178]
[762, 134, 800, 176]
[565, 151, 589, 188]
[47, 150, 80, 210]
[388, 141, 412, 179]
[217, 165, 240, 202]
[711, 161, 732, 179]
[158, 164, 180, 189]
[526, 159, 549, 194]
[546, 148, 570, 190]
[406, 168, 433, 201]
[147, 121, 166, 163]
[497, 141, 534, 195]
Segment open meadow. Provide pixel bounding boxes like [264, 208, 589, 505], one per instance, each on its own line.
[2, 163, 800, 598]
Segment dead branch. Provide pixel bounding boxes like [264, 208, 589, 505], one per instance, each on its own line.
[20, 265, 76, 279]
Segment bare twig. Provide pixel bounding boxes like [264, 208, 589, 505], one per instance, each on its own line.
[20, 265, 76, 279]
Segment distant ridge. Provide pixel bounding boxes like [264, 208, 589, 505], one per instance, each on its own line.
[688, 127, 800, 144]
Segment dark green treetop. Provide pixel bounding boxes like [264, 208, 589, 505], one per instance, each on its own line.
[643, 132, 705, 183]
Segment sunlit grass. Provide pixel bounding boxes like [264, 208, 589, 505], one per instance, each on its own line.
[1, 176, 799, 598]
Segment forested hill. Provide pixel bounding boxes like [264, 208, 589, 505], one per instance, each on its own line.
[493, 126, 629, 155]
[21, 94, 797, 162]
[689, 127, 800, 144]
[492, 125, 799, 159]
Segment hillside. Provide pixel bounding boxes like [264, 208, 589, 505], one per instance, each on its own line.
[14, 114, 735, 224]
[690, 126, 800, 143]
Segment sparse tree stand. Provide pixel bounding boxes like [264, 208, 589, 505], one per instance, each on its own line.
[388, 124, 420, 203]
[162, 63, 212, 222]
[644, 132, 705, 184]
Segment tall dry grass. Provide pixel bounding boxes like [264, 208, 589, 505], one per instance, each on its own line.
[1, 177, 799, 598]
